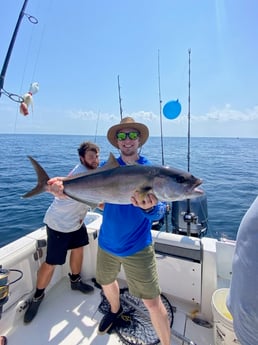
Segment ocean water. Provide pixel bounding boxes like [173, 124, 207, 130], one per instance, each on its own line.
[1, 134, 258, 248]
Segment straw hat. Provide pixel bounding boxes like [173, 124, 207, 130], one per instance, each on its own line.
[107, 117, 149, 149]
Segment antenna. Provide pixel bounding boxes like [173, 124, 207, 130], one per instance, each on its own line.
[117, 75, 123, 120]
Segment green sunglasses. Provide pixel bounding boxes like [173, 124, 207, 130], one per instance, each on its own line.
[116, 131, 140, 141]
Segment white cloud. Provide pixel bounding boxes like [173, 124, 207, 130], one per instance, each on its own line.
[196, 104, 258, 122]
[55, 104, 258, 126]
[1, 102, 258, 137]
[130, 110, 158, 121]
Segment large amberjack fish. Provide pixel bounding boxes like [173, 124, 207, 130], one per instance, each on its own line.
[22, 153, 203, 204]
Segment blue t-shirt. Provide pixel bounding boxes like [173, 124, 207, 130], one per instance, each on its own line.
[98, 155, 166, 256]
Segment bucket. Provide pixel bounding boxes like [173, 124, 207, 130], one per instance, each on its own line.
[0, 269, 10, 306]
[0, 268, 23, 305]
[0, 269, 9, 287]
[211, 288, 239, 345]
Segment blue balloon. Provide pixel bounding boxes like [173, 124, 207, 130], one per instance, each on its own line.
[163, 99, 182, 119]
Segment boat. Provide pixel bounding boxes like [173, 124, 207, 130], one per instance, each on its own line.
[0, 2, 239, 344]
[0, 210, 237, 345]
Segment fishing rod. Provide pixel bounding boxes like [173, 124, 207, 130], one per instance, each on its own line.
[184, 49, 198, 236]
[94, 111, 100, 143]
[0, 0, 38, 102]
[161, 50, 206, 237]
[157, 50, 169, 232]
[187, 49, 191, 173]
[158, 50, 165, 166]
[183, 49, 208, 237]
[117, 75, 123, 120]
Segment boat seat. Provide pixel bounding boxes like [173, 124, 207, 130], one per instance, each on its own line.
[153, 232, 202, 263]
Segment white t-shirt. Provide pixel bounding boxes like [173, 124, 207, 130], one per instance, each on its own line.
[227, 196, 258, 345]
[43, 163, 89, 233]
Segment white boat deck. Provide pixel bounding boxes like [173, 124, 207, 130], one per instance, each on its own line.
[4, 276, 214, 345]
[0, 213, 236, 345]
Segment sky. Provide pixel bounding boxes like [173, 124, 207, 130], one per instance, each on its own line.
[1, 0, 258, 138]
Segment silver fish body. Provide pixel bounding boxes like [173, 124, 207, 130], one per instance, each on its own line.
[23, 153, 203, 204]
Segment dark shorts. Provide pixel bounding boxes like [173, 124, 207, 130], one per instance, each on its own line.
[45, 223, 89, 265]
[96, 244, 161, 299]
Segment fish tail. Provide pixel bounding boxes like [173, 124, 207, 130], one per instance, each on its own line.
[22, 156, 50, 198]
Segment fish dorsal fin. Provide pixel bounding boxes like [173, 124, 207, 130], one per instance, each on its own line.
[104, 153, 140, 167]
[63, 153, 120, 181]
[102, 152, 120, 169]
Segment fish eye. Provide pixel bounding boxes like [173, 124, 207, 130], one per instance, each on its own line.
[176, 175, 186, 184]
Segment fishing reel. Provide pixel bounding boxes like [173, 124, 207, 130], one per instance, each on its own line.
[0, 266, 23, 319]
[183, 211, 198, 225]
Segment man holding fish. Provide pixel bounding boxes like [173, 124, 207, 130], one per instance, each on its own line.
[94, 117, 171, 345]
[23, 142, 100, 324]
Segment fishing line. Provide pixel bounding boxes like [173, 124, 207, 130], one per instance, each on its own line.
[13, 0, 53, 130]
[94, 111, 100, 143]
[17, 0, 47, 101]
[15, 14, 38, 126]
[18, 17, 38, 93]
[158, 49, 165, 166]
[30, 0, 54, 83]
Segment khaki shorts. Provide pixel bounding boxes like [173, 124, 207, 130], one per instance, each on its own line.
[96, 244, 161, 299]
